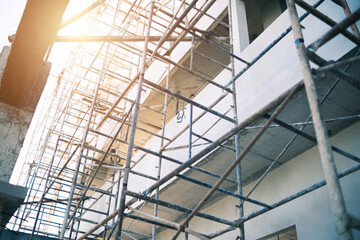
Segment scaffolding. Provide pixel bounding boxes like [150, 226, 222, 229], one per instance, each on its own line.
[9, 0, 360, 239]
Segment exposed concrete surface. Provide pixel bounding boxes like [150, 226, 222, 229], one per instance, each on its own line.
[0, 229, 56, 240]
[0, 102, 32, 182]
[0, 46, 11, 87]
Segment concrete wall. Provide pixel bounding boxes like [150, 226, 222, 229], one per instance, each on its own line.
[0, 46, 11, 85]
[235, 0, 359, 123]
[0, 102, 32, 182]
[0, 38, 51, 183]
[157, 121, 360, 240]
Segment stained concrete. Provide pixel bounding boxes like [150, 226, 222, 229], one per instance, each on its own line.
[0, 46, 10, 86]
[0, 102, 32, 182]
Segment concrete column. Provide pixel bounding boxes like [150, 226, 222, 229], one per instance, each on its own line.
[0, 102, 33, 182]
[0, 45, 51, 183]
[0, 46, 11, 86]
[0, 46, 33, 182]
[230, 0, 249, 59]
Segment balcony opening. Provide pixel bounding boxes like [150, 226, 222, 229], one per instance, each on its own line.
[257, 225, 298, 240]
[245, 0, 287, 42]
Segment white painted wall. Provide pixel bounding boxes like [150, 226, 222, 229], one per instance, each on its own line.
[157, 120, 360, 240]
[78, 0, 360, 237]
[235, 0, 359, 123]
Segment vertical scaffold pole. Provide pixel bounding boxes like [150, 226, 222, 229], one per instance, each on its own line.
[287, 1, 353, 239]
[60, 22, 112, 240]
[115, 2, 154, 240]
[60, 63, 102, 239]
[228, 1, 244, 239]
[152, 63, 170, 240]
[185, 103, 193, 240]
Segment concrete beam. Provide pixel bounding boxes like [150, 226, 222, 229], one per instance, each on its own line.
[0, 0, 69, 112]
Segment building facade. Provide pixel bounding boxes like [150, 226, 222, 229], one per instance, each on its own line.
[4, 0, 360, 239]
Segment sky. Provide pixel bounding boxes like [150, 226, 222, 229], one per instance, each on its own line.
[0, 0, 27, 48]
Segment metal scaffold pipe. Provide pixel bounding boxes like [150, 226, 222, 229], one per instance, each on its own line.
[114, 2, 154, 239]
[170, 82, 301, 239]
[77, 79, 301, 240]
[287, 0, 354, 239]
[210, 163, 360, 238]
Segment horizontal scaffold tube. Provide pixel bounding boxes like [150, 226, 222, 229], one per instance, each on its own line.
[90, 128, 239, 185]
[236, 163, 360, 230]
[209, 163, 360, 238]
[76, 82, 303, 240]
[265, 115, 360, 163]
[170, 82, 302, 239]
[55, 35, 193, 42]
[143, 78, 235, 123]
[224, 0, 325, 88]
[126, 190, 236, 227]
[308, 50, 360, 90]
[177, 174, 270, 208]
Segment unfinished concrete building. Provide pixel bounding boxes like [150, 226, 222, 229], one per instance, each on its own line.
[1, 0, 360, 239]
